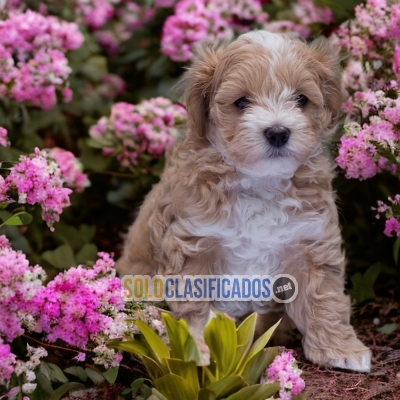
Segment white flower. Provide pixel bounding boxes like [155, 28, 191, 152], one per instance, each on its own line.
[22, 383, 37, 393]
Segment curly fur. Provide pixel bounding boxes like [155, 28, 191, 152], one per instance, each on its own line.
[117, 31, 371, 372]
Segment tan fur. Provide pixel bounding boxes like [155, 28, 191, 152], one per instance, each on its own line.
[117, 31, 371, 372]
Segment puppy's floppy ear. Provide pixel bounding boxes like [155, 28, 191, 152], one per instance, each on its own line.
[309, 37, 342, 130]
[179, 43, 222, 140]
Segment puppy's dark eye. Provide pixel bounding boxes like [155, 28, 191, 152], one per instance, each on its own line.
[234, 97, 251, 110]
[295, 94, 308, 108]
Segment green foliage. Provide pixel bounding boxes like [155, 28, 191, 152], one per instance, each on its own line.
[377, 323, 398, 335]
[108, 313, 281, 400]
[350, 263, 382, 304]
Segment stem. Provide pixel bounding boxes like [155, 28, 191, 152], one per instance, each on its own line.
[22, 334, 89, 355]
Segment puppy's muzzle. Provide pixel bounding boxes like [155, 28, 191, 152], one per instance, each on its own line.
[264, 126, 291, 148]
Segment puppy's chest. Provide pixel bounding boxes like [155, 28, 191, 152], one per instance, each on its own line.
[192, 192, 325, 274]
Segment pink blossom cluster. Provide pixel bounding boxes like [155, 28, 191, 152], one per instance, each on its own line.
[134, 305, 168, 342]
[0, 339, 16, 384]
[89, 97, 187, 168]
[76, 0, 169, 55]
[374, 195, 400, 237]
[49, 148, 90, 193]
[263, 0, 332, 38]
[0, 127, 9, 147]
[76, 0, 116, 29]
[0, 235, 46, 343]
[262, 351, 305, 400]
[161, 0, 267, 62]
[0, 148, 72, 230]
[161, 0, 333, 61]
[33, 253, 124, 348]
[0, 235, 47, 385]
[0, 10, 83, 110]
[335, 0, 400, 180]
[336, 119, 400, 180]
[0, 246, 144, 384]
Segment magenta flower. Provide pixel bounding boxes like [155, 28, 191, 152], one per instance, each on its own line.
[262, 351, 305, 399]
[0, 339, 16, 384]
[33, 253, 125, 349]
[0, 127, 9, 147]
[89, 98, 187, 169]
[0, 148, 72, 230]
[0, 235, 46, 342]
[0, 10, 83, 110]
[49, 148, 90, 193]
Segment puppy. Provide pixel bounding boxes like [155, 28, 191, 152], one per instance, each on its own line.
[117, 31, 371, 372]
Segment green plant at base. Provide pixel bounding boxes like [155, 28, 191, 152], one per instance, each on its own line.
[108, 312, 281, 400]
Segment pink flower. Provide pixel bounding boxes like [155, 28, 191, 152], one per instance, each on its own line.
[0, 10, 83, 109]
[262, 351, 305, 399]
[33, 253, 125, 348]
[161, 0, 268, 62]
[0, 127, 9, 147]
[73, 352, 87, 362]
[393, 45, 400, 76]
[0, 338, 16, 384]
[0, 236, 46, 342]
[373, 196, 400, 237]
[49, 148, 90, 193]
[0, 148, 72, 230]
[89, 98, 187, 169]
[384, 217, 400, 236]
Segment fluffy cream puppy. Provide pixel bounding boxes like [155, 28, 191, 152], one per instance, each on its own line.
[118, 31, 371, 372]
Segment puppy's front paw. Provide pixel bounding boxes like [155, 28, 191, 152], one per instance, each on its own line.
[304, 339, 371, 373]
[192, 333, 210, 366]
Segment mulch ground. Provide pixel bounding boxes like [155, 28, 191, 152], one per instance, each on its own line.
[290, 298, 400, 400]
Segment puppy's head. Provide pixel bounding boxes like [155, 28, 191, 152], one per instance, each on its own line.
[182, 31, 341, 177]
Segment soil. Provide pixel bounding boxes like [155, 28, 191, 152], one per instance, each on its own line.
[291, 298, 400, 400]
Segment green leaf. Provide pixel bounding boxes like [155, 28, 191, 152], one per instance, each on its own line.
[85, 368, 105, 385]
[151, 388, 169, 400]
[205, 375, 247, 398]
[81, 55, 107, 81]
[102, 366, 119, 384]
[165, 359, 199, 392]
[64, 366, 87, 382]
[198, 388, 217, 400]
[107, 339, 150, 358]
[223, 383, 280, 400]
[136, 320, 170, 364]
[42, 244, 76, 269]
[53, 223, 85, 252]
[241, 347, 279, 385]
[233, 313, 257, 373]
[0, 211, 33, 227]
[377, 323, 398, 334]
[162, 313, 199, 363]
[35, 370, 54, 395]
[204, 313, 237, 378]
[154, 374, 197, 400]
[78, 224, 96, 243]
[75, 243, 98, 264]
[131, 378, 152, 396]
[240, 319, 281, 373]
[48, 382, 86, 400]
[350, 264, 382, 303]
[141, 355, 167, 381]
[40, 362, 68, 383]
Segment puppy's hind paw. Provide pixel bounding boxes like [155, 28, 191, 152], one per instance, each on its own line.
[329, 348, 371, 372]
[305, 341, 371, 373]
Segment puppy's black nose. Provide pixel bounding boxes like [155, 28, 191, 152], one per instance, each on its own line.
[264, 126, 291, 148]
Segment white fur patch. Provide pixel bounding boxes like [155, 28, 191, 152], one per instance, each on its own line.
[184, 175, 327, 317]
